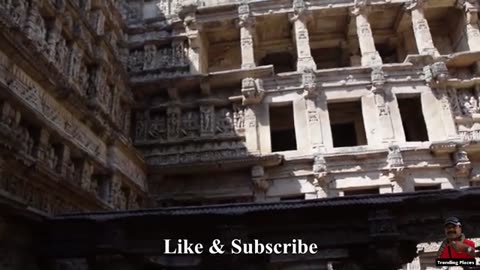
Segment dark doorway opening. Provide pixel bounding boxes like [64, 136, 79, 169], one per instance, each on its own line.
[270, 103, 297, 152]
[397, 96, 429, 142]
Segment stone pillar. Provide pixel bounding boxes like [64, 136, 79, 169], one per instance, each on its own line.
[406, 0, 439, 56]
[35, 128, 50, 161]
[289, 0, 316, 71]
[184, 13, 208, 74]
[252, 165, 268, 201]
[238, 3, 256, 69]
[58, 145, 71, 178]
[375, 68, 396, 143]
[245, 106, 260, 153]
[457, 0, 480, 51]
[303, 70, 323, 152]
[350, 1, 382, 66]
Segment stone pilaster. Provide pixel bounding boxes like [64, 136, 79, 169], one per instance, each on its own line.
[58, 145, 71, 178]
[184, 13, 208, 74]
[252, 165, 268, 201]
[244, 106, 260, 153]
[289, 0, 316, 71]
[238, 3, 256, 69]
[370, 67, 395, 143]
[350, 1, 382, 66]
[456, 0, 480, 51]
[35, 128, 50, 161]
[303, 70, 323, 151]
[406, 0, 439, 56]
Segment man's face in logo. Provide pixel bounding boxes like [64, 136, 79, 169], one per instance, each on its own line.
[445, 224, 461, 240]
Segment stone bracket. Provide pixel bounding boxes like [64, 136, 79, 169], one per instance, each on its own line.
[241, 77, 264, 105]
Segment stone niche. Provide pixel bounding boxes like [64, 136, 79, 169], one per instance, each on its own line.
[426, 6, 468, 54]
[327, 100, 367, 148]
[204, 20, 241, 72]
[256, 14, 296, 73]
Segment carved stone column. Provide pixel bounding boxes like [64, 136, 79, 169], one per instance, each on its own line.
[184, 12, 208, 74]
[456, 0, 480, 51]
[370, 67, 395, 143]
[303, 70, 323, 151]
[58, 145, 71, 178]
[35, 128, 50, 162]
[238, 3, 256, 69]
[244, 106, 259, 153]
[406, 0, 439, 56]
[242, 77, 264, 153]
[289, 0, 316, 72]
[425, 62, 459, 139]
[83, 160, 95, 193]
[350, 0, 382, 66]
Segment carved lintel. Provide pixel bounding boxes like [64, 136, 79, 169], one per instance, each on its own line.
[241, 77, 264, 105]
[252, 165, 269, 191]
[430, 141, 458, 154]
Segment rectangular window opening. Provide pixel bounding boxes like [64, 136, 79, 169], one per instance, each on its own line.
[328, 101, 367, 147]
[280, 195, 305, 201]
[344, 188, 380, 196]
[270, 103, 297, 152]
[414, 184, 441, 191]
[397, 96, 429, 142]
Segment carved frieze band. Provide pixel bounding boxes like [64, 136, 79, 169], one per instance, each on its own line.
[135, 104, 245, 144]
[0, 59, 107, 162]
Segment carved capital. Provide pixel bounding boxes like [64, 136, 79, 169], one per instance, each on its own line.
[456, 0, 479, 14]
[424, 61, 449, 87]
[350, 0, 371, 16]
[241, 77, 265, 105]
[406, 0, 428, 10]
[312, 154, 327, 183]
[454, 147, 471, 177]
[370, 66, 386, 92]
[302, 68, 318, 97]
[238, 3, 255, 28]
